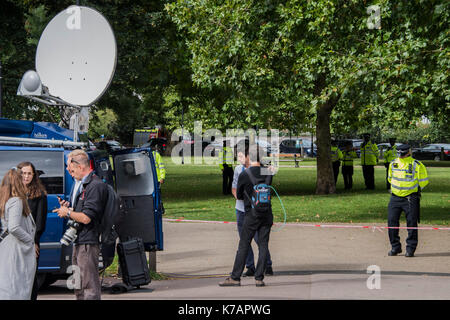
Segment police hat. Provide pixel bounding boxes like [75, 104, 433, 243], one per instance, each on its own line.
[397, 144, 411, 155]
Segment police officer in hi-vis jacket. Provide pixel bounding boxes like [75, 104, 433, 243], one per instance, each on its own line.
[387, 144, 429, 258]
[360, 133, 379, 190]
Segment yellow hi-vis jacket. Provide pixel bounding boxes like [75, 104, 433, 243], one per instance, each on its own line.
[388, 156, 429, 197]
[383, 145, 398, 164]
[360, 141, 379, 165]
[342, 150, 357, 166]
[331, 146, 343, 162]
[218, 146, 234, 170]
[152, 151, 166, 182]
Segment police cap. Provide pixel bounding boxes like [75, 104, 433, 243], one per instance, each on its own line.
[397, 144, 411, 155]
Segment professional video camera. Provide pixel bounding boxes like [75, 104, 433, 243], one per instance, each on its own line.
[60, 219, 82, 246]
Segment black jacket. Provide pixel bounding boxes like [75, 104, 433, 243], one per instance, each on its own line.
[237, 166, 273, 218]
[74, 171, 108, 245]
[28, 192, 48, 245]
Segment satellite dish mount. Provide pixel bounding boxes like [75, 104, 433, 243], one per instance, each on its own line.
[17, 5, 117, 142]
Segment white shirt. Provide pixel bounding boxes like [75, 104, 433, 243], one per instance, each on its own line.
[232, 164, 246, 212]
[71, 179, 82, 206]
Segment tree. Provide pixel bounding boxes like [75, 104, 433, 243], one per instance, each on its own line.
[2, 0, 199, 144]
[167, 0, 449, 194]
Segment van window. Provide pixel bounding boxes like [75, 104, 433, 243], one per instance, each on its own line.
[0, 150, 64, 194]
[114, 151, 155, 197]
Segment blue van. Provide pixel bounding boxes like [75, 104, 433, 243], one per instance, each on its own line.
[0, 118, 163, 288]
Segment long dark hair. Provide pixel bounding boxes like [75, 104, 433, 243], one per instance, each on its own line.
[0, 168, 31, 218]
[17, 161, 47, 199]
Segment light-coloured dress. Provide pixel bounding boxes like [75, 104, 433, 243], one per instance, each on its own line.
[0, 197, 36, 300]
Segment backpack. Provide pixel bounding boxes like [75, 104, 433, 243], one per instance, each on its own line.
[244, 168, 272, 217]
[100, 183, 122, 245]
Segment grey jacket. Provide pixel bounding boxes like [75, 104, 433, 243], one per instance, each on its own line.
[0, 197, 36, 300]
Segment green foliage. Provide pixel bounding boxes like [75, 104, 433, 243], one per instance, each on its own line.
[167, 0, 449, 193]
[88, 108, 118, 140]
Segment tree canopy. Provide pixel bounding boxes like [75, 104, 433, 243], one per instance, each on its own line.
[1, 1, 448, 194]
[167, 0, 449, 194]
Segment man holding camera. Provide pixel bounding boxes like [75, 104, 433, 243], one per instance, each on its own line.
[53, 150, 108, 300]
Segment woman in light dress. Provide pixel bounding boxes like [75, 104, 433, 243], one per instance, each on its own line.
[0, 168, 36, 300]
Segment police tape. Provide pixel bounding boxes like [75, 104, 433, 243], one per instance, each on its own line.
[163, 218, 450, 231]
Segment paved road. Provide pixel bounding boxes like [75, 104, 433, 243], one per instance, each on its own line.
[38, 220, 450, 300]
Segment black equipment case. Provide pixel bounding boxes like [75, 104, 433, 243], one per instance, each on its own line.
[117, 238, 151, 287]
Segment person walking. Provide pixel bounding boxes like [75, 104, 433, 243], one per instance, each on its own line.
[383, 138, 398, 190]
[219, 145, 273, 287]
[0, 168, 36, 300]
[331, 140, 343, 185]
[232, 140, 273, 277]
[17, 162, 48, 301]
[341, 141, 357, 190]
[53, 150, 108, 300]
[360, 133, 379, 190]
[387, 144, 429, 258]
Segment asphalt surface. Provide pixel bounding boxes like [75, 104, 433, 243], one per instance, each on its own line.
[38, 219, 450, 300]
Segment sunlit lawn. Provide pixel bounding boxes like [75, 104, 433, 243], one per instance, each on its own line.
[161, 157, 449, 226]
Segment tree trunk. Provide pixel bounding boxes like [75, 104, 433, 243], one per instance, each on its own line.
[315, 100, 336, 195]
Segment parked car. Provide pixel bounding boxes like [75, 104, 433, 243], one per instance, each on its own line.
[141, 137, 168, 154]
[337, 139, 364, 158]
[377, 143, 403, 158]
[96, 139, 123, 152]
[412, 143, 450, 161]
[279, 138, 317, 157]
[255, 139, 274, 155]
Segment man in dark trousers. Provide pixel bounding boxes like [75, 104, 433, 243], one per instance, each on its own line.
[219, 145, 273, 287]
[360, 133, 379, 190]
[387, 144, 429, 258]
[54, 149, 108, 300]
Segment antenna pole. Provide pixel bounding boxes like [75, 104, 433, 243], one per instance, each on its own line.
[76, 0, 80, 6]
[74, 111, 79, 142]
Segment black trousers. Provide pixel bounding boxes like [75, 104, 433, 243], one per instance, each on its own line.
[231, 212, 272, 281]
[332, 161, 340, 185]
[388, 193, 420, 254]
[222, 165, 234, 195]
[342, 165, 353, 189]
[362, 165, 375, 189]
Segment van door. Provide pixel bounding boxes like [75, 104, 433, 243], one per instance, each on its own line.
[112, 148, 163, 251]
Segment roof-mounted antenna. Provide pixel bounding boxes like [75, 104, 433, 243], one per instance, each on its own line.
[17, 5, 117, 142]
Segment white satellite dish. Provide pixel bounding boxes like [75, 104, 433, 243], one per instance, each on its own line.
[35, 5, 117, 107]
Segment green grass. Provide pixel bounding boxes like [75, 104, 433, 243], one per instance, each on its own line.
[161, 157, 450, 226]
